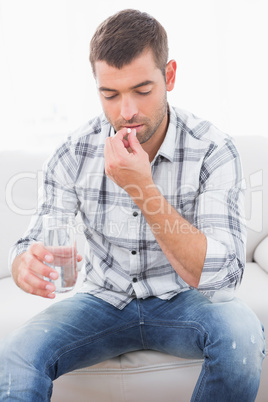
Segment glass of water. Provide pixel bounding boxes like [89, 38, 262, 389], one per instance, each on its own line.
[43, 213, 77, 293]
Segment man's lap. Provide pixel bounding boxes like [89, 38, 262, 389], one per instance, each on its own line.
[1, 290, 265, 379]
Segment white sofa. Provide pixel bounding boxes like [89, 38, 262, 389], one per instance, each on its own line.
[0, 136, 267, 402]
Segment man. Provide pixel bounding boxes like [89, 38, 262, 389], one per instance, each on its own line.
[0, 9, 265, 401]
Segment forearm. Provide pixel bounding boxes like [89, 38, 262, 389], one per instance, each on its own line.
[104, 128, 207, 286]
[132, 183, 207, 287]
[105, 128, 245, 293]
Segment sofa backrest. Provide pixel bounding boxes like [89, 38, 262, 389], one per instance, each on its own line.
[1, 136, 267, 279]
[235, 136, 268, 261]
[0, 150, 48, 279]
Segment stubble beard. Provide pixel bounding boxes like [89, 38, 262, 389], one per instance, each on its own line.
[106, 95, 168, 144]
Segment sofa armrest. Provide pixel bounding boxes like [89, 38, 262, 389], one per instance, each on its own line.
[253, 236, 268, 274]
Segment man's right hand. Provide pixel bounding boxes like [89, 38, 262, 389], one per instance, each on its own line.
[12, 242, 58, 299]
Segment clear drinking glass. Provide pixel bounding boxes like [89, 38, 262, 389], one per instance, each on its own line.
[43, 213, 77, 293]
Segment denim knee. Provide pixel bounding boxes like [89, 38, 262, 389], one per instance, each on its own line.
[0, 326, 54, 402]
[203, 299, 265, 378]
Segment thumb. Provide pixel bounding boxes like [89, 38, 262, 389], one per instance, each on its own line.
[127, 129, 142, 153]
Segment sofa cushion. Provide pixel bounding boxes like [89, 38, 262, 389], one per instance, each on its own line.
[52, 351, 203, 402]
[236, 262, 268, 331]
[254, 236, 268, 274]
[0, 272, 85, 340]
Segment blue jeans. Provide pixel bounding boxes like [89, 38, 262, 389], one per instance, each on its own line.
[0, 290, 265, 401]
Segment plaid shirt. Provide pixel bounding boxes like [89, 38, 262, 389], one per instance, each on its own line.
[11, 105, 246, 309]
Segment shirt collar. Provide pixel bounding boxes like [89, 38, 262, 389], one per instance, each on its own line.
[154, 104, 177, 163]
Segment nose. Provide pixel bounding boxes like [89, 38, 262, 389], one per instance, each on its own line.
[120, 95, 138, 122]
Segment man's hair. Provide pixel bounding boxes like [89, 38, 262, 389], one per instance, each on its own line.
[89, 9, 168, 77]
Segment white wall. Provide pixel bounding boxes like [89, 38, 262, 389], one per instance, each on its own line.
[0, 0, 267, 151]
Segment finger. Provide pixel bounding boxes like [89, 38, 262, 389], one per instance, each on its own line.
[104, 139, 113, 177]
[29, 241, 54, 264]
[104, 136, 117, 162]
[23, 271, 56, 297]
[22, 252, 58, 282]
[29, 242, 61, 280]
[104, 137, 123, 178]
[113, 127, 129, 141]
[47, 246, 75, 258]
[17, 258, 57, 298]
[77, 254, 83, 262]
[126, 129, 142, 153]
[110, 128, 131, 153]
[104, 127, 130, 159]
[121, 128, 133, 149]
[23, 279, 56, 299]
[122, 137, 130, 148]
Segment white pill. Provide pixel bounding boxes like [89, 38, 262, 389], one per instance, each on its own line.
[127, 128, 131, 134]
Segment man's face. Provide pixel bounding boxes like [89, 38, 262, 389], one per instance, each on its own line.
[95, 49, 168, 145]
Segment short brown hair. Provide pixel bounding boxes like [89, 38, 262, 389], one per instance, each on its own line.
[89, 9, 169, 77]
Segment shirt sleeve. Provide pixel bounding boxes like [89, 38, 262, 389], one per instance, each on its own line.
[195, 138, 247, 301]
[8, 138, 79, 270]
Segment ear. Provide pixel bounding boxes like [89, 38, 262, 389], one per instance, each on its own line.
[165, 59, 177, 91]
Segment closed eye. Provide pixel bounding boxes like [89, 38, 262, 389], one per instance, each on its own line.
[137, 91, 151, 96]
[102, 93, 118, 100]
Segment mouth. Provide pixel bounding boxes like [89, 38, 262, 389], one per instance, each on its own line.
[124, 124, 144, 133]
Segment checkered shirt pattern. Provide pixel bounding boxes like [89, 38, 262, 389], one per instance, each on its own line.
[10, 105, 246, 309]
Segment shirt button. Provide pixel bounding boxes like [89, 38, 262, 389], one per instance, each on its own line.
[132, 277, 138, 283]
[133, 211, 138, 217]
[131, 250, 137, 255]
